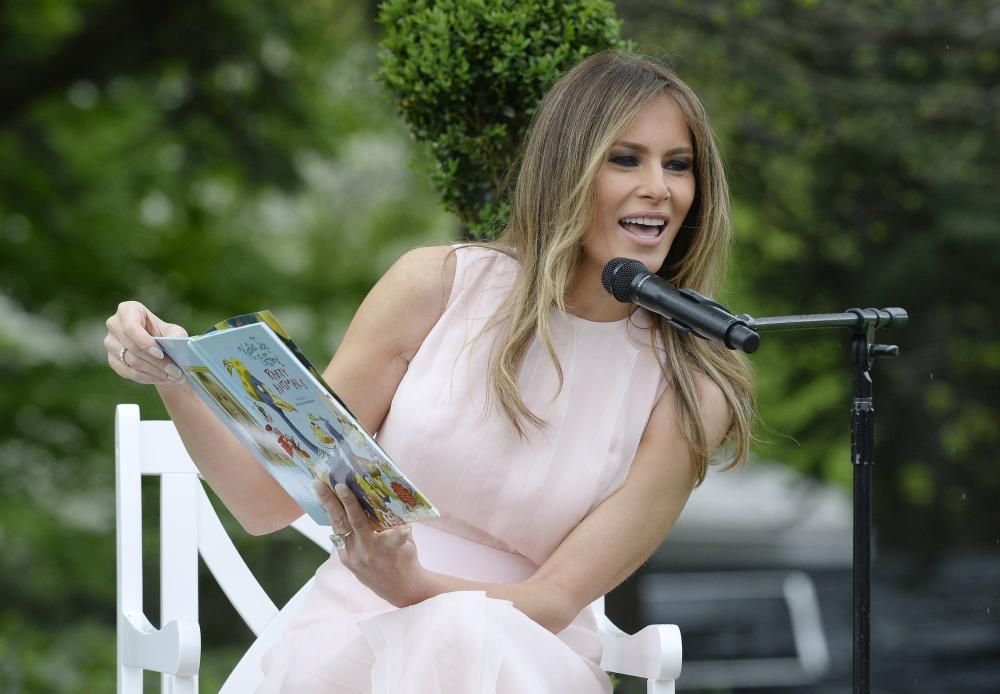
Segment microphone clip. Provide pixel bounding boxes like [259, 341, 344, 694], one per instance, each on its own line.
[665, 288, 736, 342]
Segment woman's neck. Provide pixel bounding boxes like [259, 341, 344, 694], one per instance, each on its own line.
[564, 264, 633, 322]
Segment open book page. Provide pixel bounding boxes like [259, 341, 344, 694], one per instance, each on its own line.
[160, 318, 439, 530]
[156, 336, 331, 525]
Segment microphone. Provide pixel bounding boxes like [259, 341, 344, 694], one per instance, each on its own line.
[601, 257, 760, 354]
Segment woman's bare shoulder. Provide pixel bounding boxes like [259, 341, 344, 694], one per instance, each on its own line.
[350, 245, 458, 361]
[385, 244, 457, 311]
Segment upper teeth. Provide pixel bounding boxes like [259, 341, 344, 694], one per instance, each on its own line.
[622, 217, 664, 227]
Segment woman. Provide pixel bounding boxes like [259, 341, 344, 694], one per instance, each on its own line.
[104, 50, 755, 693]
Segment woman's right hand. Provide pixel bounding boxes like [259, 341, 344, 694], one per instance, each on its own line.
[105, 301, 189, 386]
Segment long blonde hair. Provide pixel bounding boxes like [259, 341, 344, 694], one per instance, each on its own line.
[477, 50, 755, 484]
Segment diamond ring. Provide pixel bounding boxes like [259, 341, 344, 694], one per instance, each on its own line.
[118, 345, 129, 366]
[329, 530, 353, 550]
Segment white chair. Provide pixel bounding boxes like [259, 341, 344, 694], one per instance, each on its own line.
[115, 403, 682, 693]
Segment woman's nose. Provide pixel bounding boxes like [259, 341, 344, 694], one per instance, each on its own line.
[638, 164, 670, 202]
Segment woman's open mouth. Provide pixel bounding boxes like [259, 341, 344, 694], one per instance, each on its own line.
[618, 216, 667, 246]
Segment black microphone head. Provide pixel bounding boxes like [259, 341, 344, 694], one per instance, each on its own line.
[601, 258, 648, 303]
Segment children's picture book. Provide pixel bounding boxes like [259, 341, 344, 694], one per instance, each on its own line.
[155, 310, 438, 530]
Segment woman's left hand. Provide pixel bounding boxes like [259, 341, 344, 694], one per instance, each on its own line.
[317, 480, 431, 607]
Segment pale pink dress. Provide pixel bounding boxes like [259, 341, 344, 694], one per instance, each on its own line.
[258, 245, 667, 693]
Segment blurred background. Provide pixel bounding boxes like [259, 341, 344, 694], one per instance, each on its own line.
[1, 0, 997, 692]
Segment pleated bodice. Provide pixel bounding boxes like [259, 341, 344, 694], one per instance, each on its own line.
[376, 245, 668, 565]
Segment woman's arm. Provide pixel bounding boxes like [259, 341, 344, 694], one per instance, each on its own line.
[319, 245, 456, 436]
[330, 369, 732, 633]
[518, 374, 730, 631]
[193, 244, 455, 532]
[157, 381, 304, 534]
[107, 302, 303, 534]
[107, 245, 456, 535]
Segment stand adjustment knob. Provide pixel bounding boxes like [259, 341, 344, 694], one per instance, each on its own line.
[869, 344, 899, 359]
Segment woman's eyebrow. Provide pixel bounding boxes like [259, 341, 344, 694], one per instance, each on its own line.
[614, 141, 694, 157]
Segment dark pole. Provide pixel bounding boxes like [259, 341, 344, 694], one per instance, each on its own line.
[851, 330, 876, 694]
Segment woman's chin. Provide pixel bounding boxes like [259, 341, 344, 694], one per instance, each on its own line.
[611, 227, 672, 269]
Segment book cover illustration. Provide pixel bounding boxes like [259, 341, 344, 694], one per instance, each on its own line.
[204, 310, 358, 413]
[157, 316, 438, 530]
[206, 311, 331, 394]
[156, 336, 334, 524]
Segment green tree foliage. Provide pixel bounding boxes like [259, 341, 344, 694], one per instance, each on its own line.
[620, 0, 1000, 556]
[375, 0, 631, 235]
[0, 1, 453, 689]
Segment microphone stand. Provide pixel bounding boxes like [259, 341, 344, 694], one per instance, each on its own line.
[736, 307, 908, 694]
[601, 259, 906, 691]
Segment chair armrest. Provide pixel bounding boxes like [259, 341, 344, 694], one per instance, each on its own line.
[598, 621, 682, 681]
[120, 611, 201, 677]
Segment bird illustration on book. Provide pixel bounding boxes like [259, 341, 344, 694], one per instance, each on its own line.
[256, 404, 274, 423]
[265, 423, 312, 459]
[355, 456, 432, 512]
[306, 413, 359, 491]
[363, 464, 394, 500]
[391, 480, 421, 510]
[223, 356, 320, 456]
[352, 470, 406, 527]
[314, 413, 360, 452]
[308, 413, 338, 447]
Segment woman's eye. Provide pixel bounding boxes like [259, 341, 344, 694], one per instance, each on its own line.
[609, 155, 639, 167]
[664, 160, 692, 172]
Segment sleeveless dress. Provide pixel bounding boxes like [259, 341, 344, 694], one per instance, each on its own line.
[258, 245, 668, 693]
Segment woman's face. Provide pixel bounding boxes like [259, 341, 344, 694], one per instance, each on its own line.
[582, 93, 696, 275]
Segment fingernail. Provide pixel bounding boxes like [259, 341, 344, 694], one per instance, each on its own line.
[166, 364, 183, 379]
[335, 484, 349, 498]
[147, 346, 165, 360]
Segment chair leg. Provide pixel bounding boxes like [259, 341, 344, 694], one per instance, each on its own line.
[647, 679, 676, 694]
[164, 676, 197, 694]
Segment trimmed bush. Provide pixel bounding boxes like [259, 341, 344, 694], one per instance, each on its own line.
[376, 0, 631, 237]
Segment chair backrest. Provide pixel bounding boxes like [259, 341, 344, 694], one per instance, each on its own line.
[116, 403, 333, 693]
[115, 403, 682, 693]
